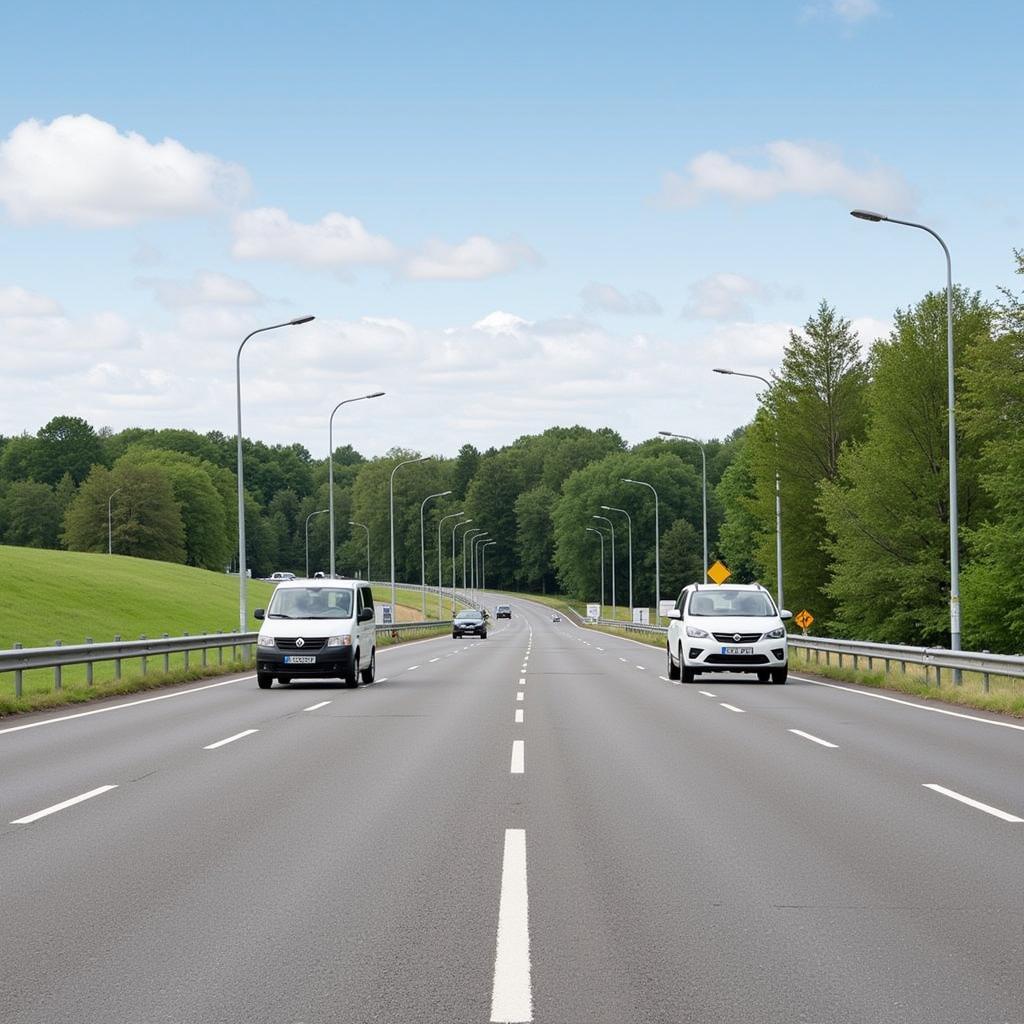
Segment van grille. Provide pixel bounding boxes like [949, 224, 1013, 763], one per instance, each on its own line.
[276, 637, 327, 651]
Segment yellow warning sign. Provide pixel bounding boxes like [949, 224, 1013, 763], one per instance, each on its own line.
[795, 609, 814, 630]
[707, 560, 732, 585]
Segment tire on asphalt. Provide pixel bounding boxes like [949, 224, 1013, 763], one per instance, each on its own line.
[257, 673, 273, 689]
[667, 644, 680, 680]
[361, 648, 376, 684]
[757, 669, 771, 682]
[342, 650, 359, 688]
[680, 646, 696, 684]
[771, 665, 788, 684]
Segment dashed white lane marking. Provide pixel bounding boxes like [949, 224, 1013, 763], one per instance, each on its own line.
[519, 678, 526, 686]
[788, 728, 838, 749]
[429, 657, 440, 663]
[515, 709, 524, 724]
[516, 692, 524, 702]
[407, 665, 420, 672]
[304, 701, 332, 712]
[510, 740, 525, 774]
[923, 784, 1023, 823]
[596, 647, 604, 651]
[719, 703, 745, 714]
[618, 657, 628, 663]
[636, 665, 646, 671]
[204, 729, 259, 749]
[698, 691, 717, 697]
[377, 677, 389, 683]
[11, 784, 118, 824]
[489, 828, 533, 1022]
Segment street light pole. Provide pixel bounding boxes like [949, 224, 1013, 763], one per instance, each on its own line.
[585, 526, 606, 607]
[304, 508, 329, 578]
[107, 488, 121, 555]
[452, 520, 474, 615]
[349, 521, 370, 580]
[851, 208, 961, 651]
[623, 478, 661, 622]
[329, 392, 385, 578]
[464, 529, 485, 593]
[236, 316, 314, 632]
[481, 540, 496, 592]
[592, 515, 616, 615]
[420, 490, 452, 615]
[438, 511, 465, 617]
[713, 368, 783, 609]
[601, 505, 633, 616]
[390, 455, 430, 620]
[657, 432, 708, 582]
[473, 533, 491, 599]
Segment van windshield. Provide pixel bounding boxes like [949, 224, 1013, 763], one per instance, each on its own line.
[267, 587, 354, 619]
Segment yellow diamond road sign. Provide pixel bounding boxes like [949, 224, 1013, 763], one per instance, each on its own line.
[795, 609, 814, 630]
[707, 560, 732, 585]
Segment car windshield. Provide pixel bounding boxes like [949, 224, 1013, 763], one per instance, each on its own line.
[456, 610, 481, 620]
[267, 587, 354, 619]
[688, 590, 777, 617]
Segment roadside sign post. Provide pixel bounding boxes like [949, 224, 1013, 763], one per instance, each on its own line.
[586, 603, 601, 622]
[707, 560, 732, 586]
[795, 609, 814, 634]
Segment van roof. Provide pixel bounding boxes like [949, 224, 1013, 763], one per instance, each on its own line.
[273, 577, 365, 589]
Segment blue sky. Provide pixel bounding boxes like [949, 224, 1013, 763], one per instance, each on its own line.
[1, 1, 1021, 456]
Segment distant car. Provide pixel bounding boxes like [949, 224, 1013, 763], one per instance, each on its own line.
[495, 605, 512, 619]
[453, 609, 488, 639]
[268, 572, 296, 582]
[312, 571, 325, 579]
[551, 612, 561, 622]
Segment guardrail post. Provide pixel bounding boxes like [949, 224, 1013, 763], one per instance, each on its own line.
[54, 640, 62, 690]
[162, 634, 170, 673]
[218, 630, 223, 666]
[86, 638, 94, 686]
[183, 633, 190, 671]
[201, 635, 207, 668]
[982, 671, 990, 693]
[114, 635, 122, 679]
[13, 642, 22, 698]
[140, 635, 148, 675]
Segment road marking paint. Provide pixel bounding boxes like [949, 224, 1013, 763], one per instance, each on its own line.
[510, 740, 525, 774]
[923, 784, 1023, 822]
[516, 692, 524, 702]
[407, 665, 420, 671]
[489, 829, 532, 1023]
[788, 728, 838, 749]
[11, 784, 118, 824]
[596, 647, 604, 651]
[204, 729, 258, 750]
[515, 709, 524, 724]
[304, 701, 332, 712]
[519, 677, 526, 686]
[698, 691, 717, 697]
[377, 677, 388, 683]
[619, 657, 628, 663]
[720, 703, 745, 713]
[636, 665, 646, 671]
[429, 657, 440, 663]
[658, 675, 670, 682]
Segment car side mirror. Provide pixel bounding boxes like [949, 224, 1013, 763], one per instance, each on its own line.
[359, 607, 374, 623]
[254, 609, 265, 620]
[667, 608, 681, 619]
[779, 609, 793, 620]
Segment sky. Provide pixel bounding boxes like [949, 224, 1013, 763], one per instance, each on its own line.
[1, 0, 1021, 459]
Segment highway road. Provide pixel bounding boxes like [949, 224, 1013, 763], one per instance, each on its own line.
[1, 594, 1022, 1023]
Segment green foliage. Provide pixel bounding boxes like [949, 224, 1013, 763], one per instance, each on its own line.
[515, 485, 557, 591]
[2, 481, 61, 547]
[33, 415, 107, 485]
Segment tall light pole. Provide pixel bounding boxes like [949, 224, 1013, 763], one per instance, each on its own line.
[657, 431, 708, 583]
[107, 487, 121, 555]
[585, 526, 606, 607]
[714, 367, 783, 609]
[623, 478, 661, 621]
[851, 208, 961, 651]
[438, 511, 464, 617]
[420, 490, 452, 615]
[304, 508, 329, 578]
[349, 521, 370, 580]
[452, 519, 474, 614]
[390, 455, 431, 619]
[329, 391, 385, 578]
[592, 514, 616, 615]
[464, 528, 486, 593]
[601, 505, 633, 616]
[472, 533, 491, 598]
[481, 540, 496, 592]
[236, 315, 314, 632]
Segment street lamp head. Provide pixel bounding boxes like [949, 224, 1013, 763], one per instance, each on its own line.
[438, 490, 453, 497]
[658, 430, 678, 437]
[712, 367, 734, 375]
[600, 505, 612, 511]
[365, 391, 386, 399]
[290, 315, 316, 325]
[850, 209, 887, 223]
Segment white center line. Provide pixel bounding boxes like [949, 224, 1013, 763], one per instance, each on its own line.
[698, 691, 717, 697]
[788, 728, 838, 749]
[923, 784, 1023, 822]
[489, 828, 533, 1022]
[515, 708, 524, 724]
[596, 647, 604, 651]
[658, 675, 670, 682]
[720, 703, 745, 713]
[304, 701, 332, 712]
[204, 729, 259, 750]
[510, 740, 525, 774]
[636, 665, 646, 671]
[429, 657, 440, 663]
[519, 677, 526, 686]
[618, 657, 628, 663]
[11, 784, 118, 824]
[407, 665, 420, 671]
[516, 692, 524, 702]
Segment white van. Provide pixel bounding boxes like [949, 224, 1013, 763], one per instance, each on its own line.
[254, 578, 376, 689]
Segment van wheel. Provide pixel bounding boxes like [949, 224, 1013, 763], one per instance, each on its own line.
[771, 666, 788, 684]
[343, 650, 359, 688]
[277, 675, 291, 685]
[667, 644, 680, 680]
[361, 648, 376, 684]
[257, 673, 273, 689]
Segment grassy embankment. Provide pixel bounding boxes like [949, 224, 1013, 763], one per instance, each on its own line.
[0, 546, 452, 716]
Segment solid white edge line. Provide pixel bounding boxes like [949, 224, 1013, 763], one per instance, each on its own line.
[510, 739, 525, 774]
[490, 828, 532, 1022]
[304, 700, 332, 711]
[11, 784, 118, 824]
[515, 708, 524, 724]
[923, 784, 1023, 822]
[203, 728, 258, 750]
[793, 675, 1024, 732]
[720, 703, 745, 713]
[788, 728, 838, 749]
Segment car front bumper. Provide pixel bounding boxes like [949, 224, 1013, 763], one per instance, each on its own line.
[682, 639, 787, 672]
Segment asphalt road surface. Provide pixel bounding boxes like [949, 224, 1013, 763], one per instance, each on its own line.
[2, 594, 1022, 1023]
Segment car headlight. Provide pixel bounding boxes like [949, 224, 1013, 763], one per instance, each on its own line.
[257, 634, 275, 648]
[763, 626, 786, 639]
[327, 635, 352, 647]
[686, 625, 710, 638]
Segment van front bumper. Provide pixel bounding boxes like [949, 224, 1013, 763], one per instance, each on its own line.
[257, 647, 355, 678]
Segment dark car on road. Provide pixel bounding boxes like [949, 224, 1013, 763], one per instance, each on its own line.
[495, 604, 512, 619]
[453, 609, 488, 639]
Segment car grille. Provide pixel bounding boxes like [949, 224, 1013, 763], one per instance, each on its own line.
[712, 632, 763, 644]
[704, 653, 769, 665]
[276, 637, 327, 651]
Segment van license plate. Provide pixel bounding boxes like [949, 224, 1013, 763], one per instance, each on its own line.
[722, 646, 754, 656]
[284, 655, 316, 664]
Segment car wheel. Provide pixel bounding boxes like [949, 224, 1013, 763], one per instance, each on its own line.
[771, 666, 788, 684]
[757, 669, 771, 682]
[257, 673, 273, 689]
[667, 644, 680, 680]
[277, 675, 291, 685]
[482, 631, 487, 639]
[361, 648, 376, 684]
[343, 650, 359, 688]
[680, 648, 696, 684]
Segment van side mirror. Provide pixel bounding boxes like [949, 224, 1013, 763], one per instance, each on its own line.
[254, 608, 265, 620]
[667, 608, 681, 619]
[358, 607, 374, 623]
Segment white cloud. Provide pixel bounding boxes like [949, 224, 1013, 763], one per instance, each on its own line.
[0, 115, 248, 227]
[138, 271, 263, 309]
[0, 285, 62, 317]
[231, 207, 396, 268]
[660, 140, 913, 212]
[404, 235, 539, 280]
[682, 273, 799, 320]
[580, 282, 662, 315]
[833, 0, 881, 21]
[851, 315, 892, 345]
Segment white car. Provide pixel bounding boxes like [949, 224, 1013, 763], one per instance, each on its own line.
[268, 571, 296, 583]
[666, 583, 791, 684]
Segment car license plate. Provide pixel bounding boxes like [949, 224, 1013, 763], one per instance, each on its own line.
[284, 655, 316, 664]
[722, 646, 754, 656]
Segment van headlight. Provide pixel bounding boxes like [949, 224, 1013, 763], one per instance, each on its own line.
[327, 635, 352, 647]
[257, 634, 275, 648]
[686, 625, 710, 638]
[763, 626, 786, 639]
